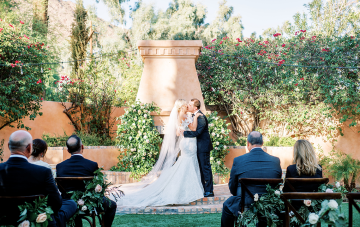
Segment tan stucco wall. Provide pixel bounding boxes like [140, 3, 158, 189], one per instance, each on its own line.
[1, 101, 125, 162]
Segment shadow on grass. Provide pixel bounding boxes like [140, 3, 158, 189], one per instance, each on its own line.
[82, 203, 360, 227]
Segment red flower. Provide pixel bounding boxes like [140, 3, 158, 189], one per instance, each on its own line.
[114, 90, 117, 93]
[15, 60, 19, 63]
[263, 41, 269, 44]
[20, 21, 24, 24]
[9, 24, 14, 28]
[220, 41, 223, 44]
[283, 53, 287, 55]
[211, 39, 216, 42]
[36, 79, 42, 84]
[0, 28, 3, 32]
[11, 63, 16, 67]
[48, 68, 51, 70]
[350, 36, 354, 39]
[300, 78, 304, 80]
[124, 100, 127, 103]
[282, 44, 286, 47]
[273, 33, 281, 37]
[235, 44, 239, 46]
[312, 36, 316, 40]
[322, 48, 329, 52]
[295, 83, 298, 86]
[300, 36, 305, 40]
[41, 98, 43, 100]
[300, 30, 306, 33]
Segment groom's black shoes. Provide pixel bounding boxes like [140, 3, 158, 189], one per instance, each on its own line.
[204, 192, 214, 197]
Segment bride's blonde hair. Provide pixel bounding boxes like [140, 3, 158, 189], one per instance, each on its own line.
[175, 99, 187, 113]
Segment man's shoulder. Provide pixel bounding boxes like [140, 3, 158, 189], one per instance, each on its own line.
[57, 156, 98, 167]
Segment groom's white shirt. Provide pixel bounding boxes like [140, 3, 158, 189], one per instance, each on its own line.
[193, 109, 200, 116]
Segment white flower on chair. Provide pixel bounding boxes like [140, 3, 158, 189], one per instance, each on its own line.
[325, 188, 333, 193]
[328, 200, 338, 210]
[18, 220, 30, 227]
[95, 184, 102, 193]
[77, 199, 85, 206]
[335, 182, 341, 188]
[308, 213, 319, 224]
[81, 205, 88, 211]
[36, 213, 47, 223]
[304, 200, 311, 207]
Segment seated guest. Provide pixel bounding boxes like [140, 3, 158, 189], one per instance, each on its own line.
[0, 130, 76, 227]
[29, 139, 56, 177]
[56, 135, 117, 227]
[284, 140, 322, 209]
[221, 131, 282, 227]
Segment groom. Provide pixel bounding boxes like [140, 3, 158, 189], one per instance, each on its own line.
[180, 98, 214, 197]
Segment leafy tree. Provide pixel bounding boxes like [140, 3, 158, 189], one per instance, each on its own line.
[201, 0, 243, 45]
[70, 0, 91, 79]
[32, 0, 49, 35]
[0, 19, 53, 130]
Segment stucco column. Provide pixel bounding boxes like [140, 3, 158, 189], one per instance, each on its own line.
[136, 40, 205, 112]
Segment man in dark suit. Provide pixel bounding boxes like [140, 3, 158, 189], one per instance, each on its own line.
[180, 98, 214, 197]
[56, 135, 117, 227]
[221, 131, 282, 227]
[0, 130, 76, 227]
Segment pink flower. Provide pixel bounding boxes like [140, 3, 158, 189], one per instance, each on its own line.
[273, 33, 281, 37]
[282, 44, 286, 47]
[20, 21, 24, 24]
[41, 98, 43, 101]
[36, 79, 42, 84]
[300, 77, 304, 80]
[295, 83, 298, 86]
[220, 41, 223, 44]
[48, 68, 51, 70]
[9, 24, 14, 28]
[235, 44, 239, 46]
[304, 200, 311, 207]
[0, 28, 3, 32]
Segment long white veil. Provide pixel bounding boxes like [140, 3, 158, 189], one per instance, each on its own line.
[115, 104, 182, 196]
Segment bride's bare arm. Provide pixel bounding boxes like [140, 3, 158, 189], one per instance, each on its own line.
[188, 113, 201, 131]
[177, 114, 187, 136]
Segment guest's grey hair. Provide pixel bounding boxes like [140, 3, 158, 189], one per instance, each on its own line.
[247, 131, 263, 145]
[8, 130, 32, 152]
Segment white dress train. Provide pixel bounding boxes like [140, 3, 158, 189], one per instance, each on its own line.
[115, 116, 204, 208]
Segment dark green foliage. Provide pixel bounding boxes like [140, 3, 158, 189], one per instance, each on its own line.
[42, 131, 116, 147]
[16, 196, 54, 227]
[264, 136, 296, 147]
[70, 0, 89, 78]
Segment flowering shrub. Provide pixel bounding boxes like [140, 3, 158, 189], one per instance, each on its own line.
[56, 60, 121, 138]
[0, 19, 54, 130]
[207, 111, 231, 176]
[238, 184, 284, 226]
[67, 169, 111, 226]
[17, 196, 54, 227]
[111, 102, 162, 179]
[197, 33, 360, 141]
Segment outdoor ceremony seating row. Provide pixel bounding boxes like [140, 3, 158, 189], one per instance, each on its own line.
[346, 193, 360, 227]
[236, 178, 345, 227]
[56, 177, 105, 227]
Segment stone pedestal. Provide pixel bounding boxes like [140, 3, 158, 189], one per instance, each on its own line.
[136, 40, 205, 113]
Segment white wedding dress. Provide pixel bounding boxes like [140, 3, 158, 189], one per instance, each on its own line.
[113, 107, 204, 208]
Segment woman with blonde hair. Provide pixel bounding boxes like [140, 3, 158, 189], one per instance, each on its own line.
[284, 139, 322, 192]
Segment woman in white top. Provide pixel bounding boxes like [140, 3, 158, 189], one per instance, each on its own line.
[28, 139, 56, 177]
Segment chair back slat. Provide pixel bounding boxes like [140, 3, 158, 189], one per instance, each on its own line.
[55, 177, 94, 195]
[238, 178, 283, 213]
[0, 194, 45, 202]
[284, 178, 329, 192]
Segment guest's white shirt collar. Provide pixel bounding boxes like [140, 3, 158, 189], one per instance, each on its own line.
[10, 154, 28, 161]
[72, 154, 83, 157]
[193, 110, 200, 115]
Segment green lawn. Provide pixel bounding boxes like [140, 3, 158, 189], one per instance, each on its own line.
[83, 203, 359, 226]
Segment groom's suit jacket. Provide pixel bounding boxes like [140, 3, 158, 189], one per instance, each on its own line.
[0, 157, 62, 225]
[183, 110, 213, 153]
[227, 148, 282, 214]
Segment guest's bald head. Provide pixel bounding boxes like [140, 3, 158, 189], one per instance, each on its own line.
[8, 130, 32, 155]
[66, 135, 82, 154]
[247, 131, 263, 146]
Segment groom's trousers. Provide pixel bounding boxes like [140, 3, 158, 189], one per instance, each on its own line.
[197, 152, 214, 193]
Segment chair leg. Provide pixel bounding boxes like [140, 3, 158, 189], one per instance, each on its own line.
[349, 199, 353, 227]
[98, 213, 105, 227]
[284, 206, 290, 227]
[92, 212, 96, 227]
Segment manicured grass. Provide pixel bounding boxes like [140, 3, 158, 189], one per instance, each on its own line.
[83, 203, 360, 226]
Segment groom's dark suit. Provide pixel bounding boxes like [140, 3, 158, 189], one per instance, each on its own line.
[184, 110, 214, 193]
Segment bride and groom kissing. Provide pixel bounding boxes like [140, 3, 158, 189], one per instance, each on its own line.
[114, 98, 214, 208]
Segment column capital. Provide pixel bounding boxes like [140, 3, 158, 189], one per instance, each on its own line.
[137, 40, 203, 62]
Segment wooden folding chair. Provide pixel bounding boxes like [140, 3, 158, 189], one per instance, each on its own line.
[0, 195, 44, 225]
[284, 178, 329, 192]
[281, 192, 342, 227]
[55, 177, 105, 227]
[346, 192, 360, 227]
[236, 178, 283, 227]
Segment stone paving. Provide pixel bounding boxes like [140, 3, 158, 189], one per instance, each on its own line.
[116, 184, 231, 215]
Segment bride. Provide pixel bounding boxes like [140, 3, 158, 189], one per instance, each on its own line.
[113, 99, 204, 208]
